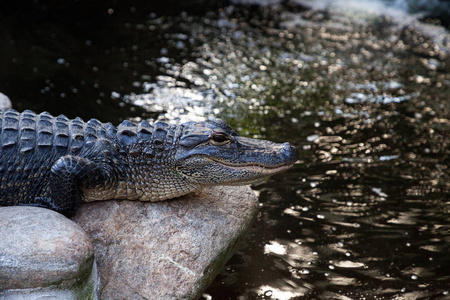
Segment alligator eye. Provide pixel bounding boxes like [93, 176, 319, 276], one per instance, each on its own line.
[210, 133, 230, 146]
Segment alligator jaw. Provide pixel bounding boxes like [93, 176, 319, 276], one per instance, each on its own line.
[206, 157, 296, 185]
[209, 158, 295, 174]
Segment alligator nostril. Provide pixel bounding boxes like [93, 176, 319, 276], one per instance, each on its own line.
[279, 142, 298, 162]
[280, 142, 292, 154]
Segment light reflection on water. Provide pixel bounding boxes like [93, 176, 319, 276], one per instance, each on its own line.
[189, 4, 448, 298]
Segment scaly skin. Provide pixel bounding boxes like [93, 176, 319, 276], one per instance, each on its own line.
[0, 109, 298, 216]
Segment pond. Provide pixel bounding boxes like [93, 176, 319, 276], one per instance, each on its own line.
[0, 0, 448, 299]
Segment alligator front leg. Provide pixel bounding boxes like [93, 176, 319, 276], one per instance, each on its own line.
[34, 155, 106, 217]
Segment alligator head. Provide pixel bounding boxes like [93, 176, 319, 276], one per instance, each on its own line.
[175, 120, 298, 186]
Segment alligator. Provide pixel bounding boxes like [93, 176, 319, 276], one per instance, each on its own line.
[0, 109, 298, 217]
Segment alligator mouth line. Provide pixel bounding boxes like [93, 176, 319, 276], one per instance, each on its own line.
[209, 158, 295, 175]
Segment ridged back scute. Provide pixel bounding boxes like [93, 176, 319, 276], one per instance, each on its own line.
[136, 120, 154, 157]
[0, 109, 111, 156]
[153, 122, 170, 147]
[115, 119, 180, 159]
[35, 111, 70, 153]
[36, 112, 53, 148]
[20, 110, 39, 153]
[70, 117, 86, 153]
[117, 120, 138, 146]
[1, 109, 20, 149]
[84, 118, 106, 149]
[53, 114, 70, 150]
[137, 120, 152, 140]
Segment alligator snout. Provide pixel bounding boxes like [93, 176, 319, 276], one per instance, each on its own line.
[278, 142, 298, 164]
[269, 142, 298, 165]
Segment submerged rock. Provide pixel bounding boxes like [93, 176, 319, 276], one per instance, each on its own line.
[73, 185, 258, 300]
[0, 207, 97, 299]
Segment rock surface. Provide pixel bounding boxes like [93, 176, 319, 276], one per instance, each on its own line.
[0, 186, 258, 299]
[0, 92, 11, 110]
[73, 185, 258, 300]
[0, 207, 97, 299]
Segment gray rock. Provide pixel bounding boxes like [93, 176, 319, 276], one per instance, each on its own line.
[0, 207, 97, 299]
[0, 92, 12, 110]
[73, 185, 258, 300]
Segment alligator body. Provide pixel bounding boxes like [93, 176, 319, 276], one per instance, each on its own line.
[0, 109, 298, 216]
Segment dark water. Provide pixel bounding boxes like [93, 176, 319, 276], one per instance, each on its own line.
[1, 1, 449, 299]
